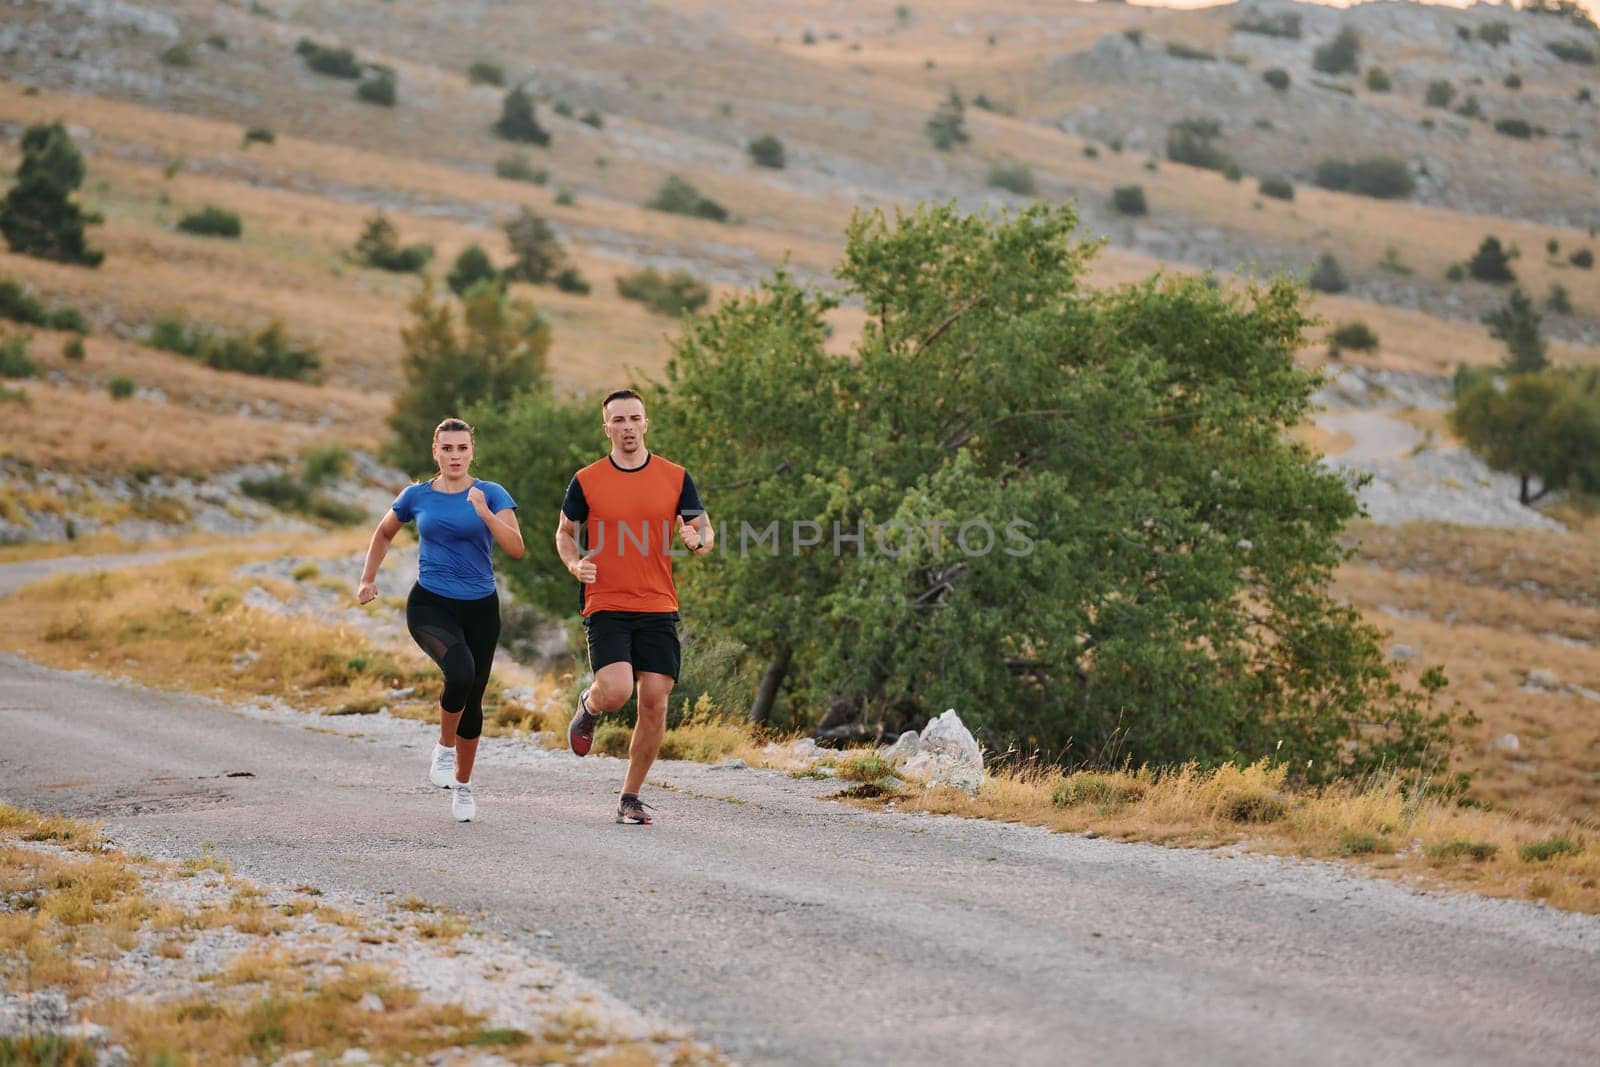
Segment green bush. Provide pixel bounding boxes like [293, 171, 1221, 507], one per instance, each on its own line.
[205, 34, 228, 51]
[107, 376, 135, 399]
[1547, 237, 1560, 256]
[1520, 836, 1582, 862]
[552, 99, 575, 119]
[502, 207, 564, 284]
[356, 69, 396, 107]
[1051, 774, 1144, 808]
[1424, 80, 1455, 108]
[1222, 162, 1242, 182]
[0, 333, 37, 378]
[646, 175, 729, 222]
[493, 153, 548, 184]
[1455, 95, 1484, 119]
[970, 93, 1009, 114]
[0, 122, 104, 267]
[554, 188, 575, 207]
[1549, 40, 1596, 64]
[1503, 72, 1522, 90]
[553, 267, 590, 295]
[1578, 87, 1593, 103]
[142, 317, 321, 381]
[176, 206, 242, 238]
[1258, 175, 1293, 200]
[1111, 184, 1147, 215]
[1483, 287, 1546, 373]
[1166, 119, 1233, 172]
[241, 126, 275, 147]
[0, 280, 85, 332]
[1338, 832, 1394, 856]
[45, 306, 86, 333]
[1546, 283, 1573, 314]
[1329, 321, 1379, 352]
[353, 214, 432, 273]
[986, 159, 1035, 195]
[1570, 248, 1594, 269]
[747, 134, 786, 169]
[159, 43, 194, 68]
[1426, 839, 1498, 861]
[580, 109, 604, 129]
[1122, 28, 1142, 45]
[1477, 21, 1510, 46]
[301, 443, 352, 486]
[1364, 66, 1391, 92]
[1468, 236, 1516, 283]
[1165, 41, 1215, 62]
[494, 86, 550, 145]
[1262, 67, 1290, 91]
[1312, 156, 1414, 199]
[298, 40, 362, 79]
[615, 267, 710, 316]
[925, 90, 968, 150]
[447, 245, 501, 296]
[1221, 790, 1286, 824]
[1309, 253, 1348, 293]
[63, 335, 85, 361]
[1082, 145, 1099, 159]
[1446, 262, 1466, 282]
[467, 60, 505, 86]
[242, 471, 364, 525]
[1233, 13, 1301, 38]
[1312, 26, 1360, 75]
[1493, 117, 1533, 138]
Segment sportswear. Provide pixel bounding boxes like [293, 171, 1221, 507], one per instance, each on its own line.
[561, 455, 702, 615]
[391, 479, 517, 599]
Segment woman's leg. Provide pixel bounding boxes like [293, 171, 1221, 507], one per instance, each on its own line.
[452, 592, 502, 784]
[405, 585, 477, 749]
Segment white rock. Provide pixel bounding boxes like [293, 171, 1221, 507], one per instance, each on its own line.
[1564, 684, 1600, 704]
[883, 730, 921, 766]
[1495, 733, 1520, 752]
[899, 709, 984, 795]
[1524, 668, 1559, 690]
[357, 992, 385, 1013]
[339, 1050, 371, 1065]
[1389, 644, 1418, 662]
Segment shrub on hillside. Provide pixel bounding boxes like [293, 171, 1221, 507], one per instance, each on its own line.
[1312, 26, 1360, 75]
[580, 109, 603, 129]
[646, 175, 729, 222]
[1485, 288, 1546, 373]
[241, 126, 275, 147]
[1570, 248, 1595, 269]
[1548, 39, 1596, 64]
[1579, 88, 1594, 103]
[986, 160, 1036, 195]
[0, 122, 103, 267]
[1258, 174, 1294, 200]
[1309, 253, 1348, 293]
[1455, 95, 1484, 119]
[747, 134, 786, 169]
[144, 317, 321, 381]
[494, 153, 548, 184]
[1312, 156, 1414, 199]
[63, 335, 84, 361]
[447, 245, 502, 297]
[1328, 321, 1379, 353]
[0, 333, 37, 378]
[553, 267, 590, 295]
[1493, 117, 1533, 139]
[1424, 79, 1455, 108]
[356, 68, 396, 107]
[1262, 67, 1290, 91]
[1111, 184, 1147, 215]
[502, 207, 565, 284]
[108, 376, 135, 400]
[616, 267, 710, 316]
[468, 60, 505, 86]
[159, 43, 194, 68]
[1547, 283, 1573, 314]
[1468, 236, 1517, 283]
[925, 90, 969, 150]
[176, 206, 242, 238]
[297, 39, 362, 79]
[0, 280, 87, 333]
[353, 214, 433, 273]
[1364, 66, 1391, 92]
[1166, 118, 1232, 172]
[1233, 12, 1301, 38]
[1165, 42, 1215, 62]
[1503, 72, 1523, 90]
[1477, 21, 1511, 46]
[494, 86, 550, 145]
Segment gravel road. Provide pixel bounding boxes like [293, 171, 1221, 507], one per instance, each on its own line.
[2, 651, 1598, 1066]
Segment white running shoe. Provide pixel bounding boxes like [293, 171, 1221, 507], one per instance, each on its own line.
[428, 743, 456, 788]
[452, 780, 475, 822]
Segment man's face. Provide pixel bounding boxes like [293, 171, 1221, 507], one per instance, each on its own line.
[603, 398, 648, 454]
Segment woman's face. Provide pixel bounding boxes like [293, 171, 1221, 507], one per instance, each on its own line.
[433, 430, 474, 478]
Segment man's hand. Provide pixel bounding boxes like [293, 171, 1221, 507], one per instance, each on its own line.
[569, 557, 597, 583]
[680, 519, 705, 553]
[355, 580, 379, 604]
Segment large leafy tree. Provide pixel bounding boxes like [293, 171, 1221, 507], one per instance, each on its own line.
[0, 122, 104, 266]
[651, 203, 1454, 779]
[386, 280, 549, 476]
[1452, 367, 1600, 504]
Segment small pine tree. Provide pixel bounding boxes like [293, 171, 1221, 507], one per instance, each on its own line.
[1484, 288, 1546, 373]
[494, 86, 550, 145]
[1312, 26, 1361, 76]
[447, 245, 501, 296]
[747, 134, 786, 169]
[502, 208, 565, 284]
[0, 122, 104, 267]
[1546, 283, 1573, 315]
[1309, 253, 1349, 293]
[926, 90, 969, 150]
[1468, 236, 1516, 283]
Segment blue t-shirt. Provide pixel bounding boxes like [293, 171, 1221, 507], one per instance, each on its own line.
[391, 479, 517, 600]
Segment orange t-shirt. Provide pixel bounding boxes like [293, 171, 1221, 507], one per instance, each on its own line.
[563, 453, 703, 615]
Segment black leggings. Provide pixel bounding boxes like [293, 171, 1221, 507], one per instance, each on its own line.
[405, 583, 500, 741]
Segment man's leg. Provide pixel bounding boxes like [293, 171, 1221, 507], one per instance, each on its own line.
[622, 672, 674, 796]
[586, 661, 636, 714]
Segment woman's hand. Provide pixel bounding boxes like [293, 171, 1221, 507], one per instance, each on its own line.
[356, 580, 379, 604]
[467, 486, 488, 515]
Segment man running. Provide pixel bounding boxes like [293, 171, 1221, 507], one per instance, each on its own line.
[555, 388, 713, 825]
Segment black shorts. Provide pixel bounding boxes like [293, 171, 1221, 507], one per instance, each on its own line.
[584, 610, 681, 680]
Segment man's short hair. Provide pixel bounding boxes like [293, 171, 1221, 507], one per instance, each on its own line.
[602, 388, 643, 413]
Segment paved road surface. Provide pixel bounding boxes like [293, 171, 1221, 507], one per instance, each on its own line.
[2, 652, 1597, 1066]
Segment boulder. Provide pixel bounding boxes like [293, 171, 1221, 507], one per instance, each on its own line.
[899, 709, 984, 795]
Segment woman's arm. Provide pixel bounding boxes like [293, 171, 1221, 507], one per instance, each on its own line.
[469, 487, 525, 558]
[356, 510, 403, 603]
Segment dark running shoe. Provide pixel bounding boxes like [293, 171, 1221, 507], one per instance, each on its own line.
[567, 688, 598, 756]
[615, 794, 653, 825]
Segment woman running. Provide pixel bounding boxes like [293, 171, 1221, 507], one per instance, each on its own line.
[356, 417, 524, 822]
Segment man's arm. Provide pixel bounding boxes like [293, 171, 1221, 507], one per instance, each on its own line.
[556, 513, 595, 582]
